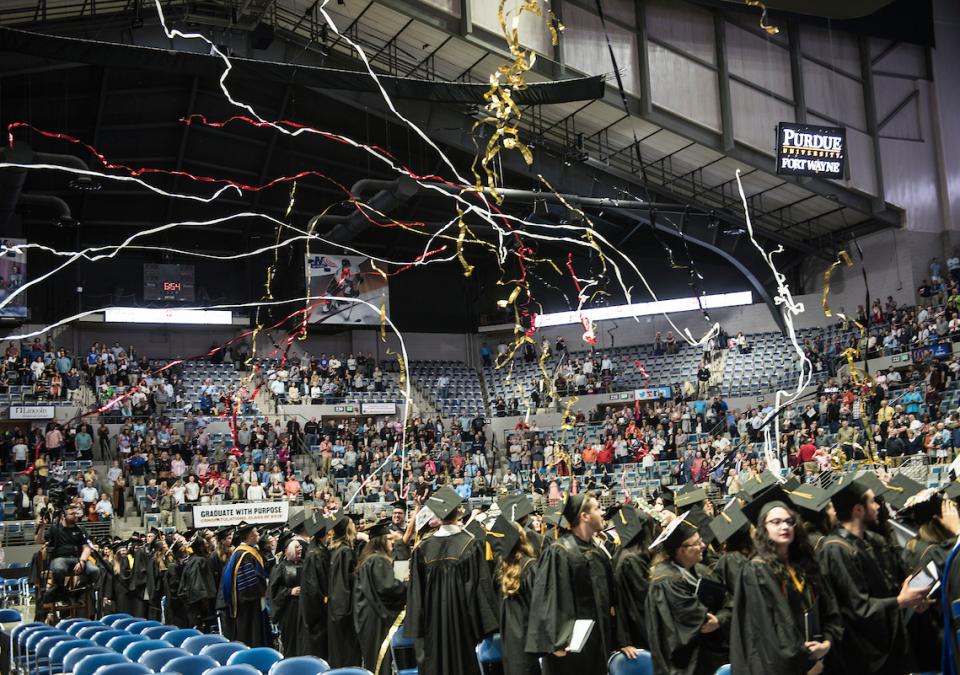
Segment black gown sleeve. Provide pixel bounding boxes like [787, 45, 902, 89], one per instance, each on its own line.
[268, 562, 295, 623]
[645, 569, 709, 672]
[328, 547, 355, 622]
[614, 553, 649, 649]
[524, 543, 576, 654]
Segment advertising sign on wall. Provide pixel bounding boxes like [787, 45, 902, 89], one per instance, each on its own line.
[776, 123, 847, 179]
[192, 501, 289, 528]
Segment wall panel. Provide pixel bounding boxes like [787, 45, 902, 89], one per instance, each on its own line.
[725, 22, 793, 99]
[645, 0, 716, 65]
[730, 81, 793, 153]
[562, 2, 641, 95]
[471, 0, 553, 56]
[649, 42, 720, 131]
[801, 58, 866, 130]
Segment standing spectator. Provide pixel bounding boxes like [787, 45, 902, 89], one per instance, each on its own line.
[44, 424, 63, 460]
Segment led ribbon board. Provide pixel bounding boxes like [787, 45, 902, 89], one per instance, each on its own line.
[776, 123, 847, 179]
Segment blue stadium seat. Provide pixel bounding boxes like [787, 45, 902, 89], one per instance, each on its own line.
[101, 614, 133, 626]
[163, 628, 202, 647]
[390, 624, 416, 675]
[111, 619, 139, 631]
[181, 634, 228, 655]
[266, 656, 330, 675]
[73, 652, 129, 675]
[76, 626, 111, 640]
[161, 654, 219, 675]
[63, 648, 113, 675]
[90, 664, 152, 675]
[203, 666, 262, 675]
[44, 639, 95, 675]
[106, 634, 147, 654]
[55, 618, 87, 631]
[607, 650, 653, 675]
[226, 647, 283, 674]
[714, 667, 731, 675]
[126, 621, 162, 635]
[323, 669, 373, 675]
[200, 642, 248, 665]
[0, 608, 21, 622]
[475, 634, 501, 673]
[142, 625, 177, 640]
[122, 639, 173, 662]
[67, 621, 105, 636]
[92, 630, 129, 648]
[139, 647, 190, 672]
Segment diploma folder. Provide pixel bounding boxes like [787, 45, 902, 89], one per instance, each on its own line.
[566, 619, 595, 654]
[804, 605, 822, 642]
[695, 577, 726, 613]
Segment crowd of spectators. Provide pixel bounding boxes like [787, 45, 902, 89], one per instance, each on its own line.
[264, 351, 388, 405]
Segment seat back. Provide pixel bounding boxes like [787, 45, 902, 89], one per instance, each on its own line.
[266, 655, 331, 675]
[139, 647, 190, 672]
[107, 634, 148, 654]
[63, 647, 113, 674]
[101, 613, 133, 625]
[162, 654, 219, 675]
[76, 625, 110, 640]
[200, 642, 247, 665]
[92, 664, 153, 675]
[203, 666, 263, 675]
[164, 628, 202, 647]
[49, 639, 96, 667]
[390, 624, 415, 649]
[607, 650, 654, 675]
[67, 621, 105, 637]
[74, 652, 129, 675]
[127, 621, 162, 635]
[142, 625, 176, 640]
[122, 638, 174, 662]
[475, 633, 501, 664]
[35, 634, 69, 660]
[26, 628, 67, 652]
[111, 619, 139, 631]
[56, 617, 87, 630]
[181, 634, 228, 655]
[226, 647, 283, 674]
[714, 667, 732, 675]
[0, 608, 21, 622]
[93, 629, 130, 647]
[322, 669, 374, 674]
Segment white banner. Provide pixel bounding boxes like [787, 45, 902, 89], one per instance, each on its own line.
[361, 402, 397, 415]
[9, 405, 55, 419]
[192, 500, 289, 528]
[306, 254, 389, 325]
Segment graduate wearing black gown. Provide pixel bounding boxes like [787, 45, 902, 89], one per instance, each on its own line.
[354, 519, 408, 675]
[268, 533, 304, 657]
[817, 476, 924, 675]
[300, 514, 331, 660]
[645, 512, 731, 675]
[181, 536, 219, 630]
[327, 513, 362, 668]
[708, 504, 752, 593]
[486, 515, 539, 675]
[730, 491, 842, 675]
[221, 522, 269, 647]
[406, 486, 499, 675]
[611, 505, 654, 651]
[527, 493, 633, 675]
[165, 540, 191, 628]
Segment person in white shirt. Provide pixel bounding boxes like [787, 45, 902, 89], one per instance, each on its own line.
[184, 475, 200, 502]
[600, 355, 613, 373]
[80, 480, 98, 505]
[247, 477, 266, 501]
[270, 378, 285, 396]
[96, 494, 114, 519]
[581, 358, 594, 376]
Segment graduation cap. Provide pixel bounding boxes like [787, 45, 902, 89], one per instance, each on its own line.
[287, 511, 307, 533]
[741, 471, 780, 498]
[741, 485, 791, 526]
[542, 501, 566, 529]
[943, 481, 960, 501]
[425, 485, 464, 521]
[603, 503, 625, 522]
[829, 473, 872, 515]
[783, 483, 832, 517]
[855, 472, 890, 500]
[561, 493, 589, 527]
[687, 507, 716, 547]
[277, 530, 301, 554]
[328, 512, 351, 538]
[898, 487, 942, 526]
[709, 504, 750, 545]
[884, 473, 925, 511]
[676, 488, 708, 510]
[465, 518, 486, 540]
[365, 518, 393, 540]
[415, 506, 437, 534]
[233, 521, 258, 544]
[486, 515, 521, 559]
[608, 504, 643, 547]
[498, 495, 535, 523]
[305, 513, 329, 538]
[782, 475, 802, 492]
[215, 526, 235, 541]
[148, 527, 163, 538]
[649, 511, 699, 552]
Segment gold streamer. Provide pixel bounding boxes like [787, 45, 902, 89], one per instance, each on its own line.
[822, 250, 853, 318]
[375, 609, 407, 675]
[745, 0, 780, 35]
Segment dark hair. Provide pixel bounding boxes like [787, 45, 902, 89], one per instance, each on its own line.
[834, 491, 867, 522]
[722, 526, 754, 557]
[752, 504, 824, 592]
[357, 534, 392, 568]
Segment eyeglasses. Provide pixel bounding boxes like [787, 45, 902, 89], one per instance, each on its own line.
[767, 518, 797, 528]
[680, 539, 705, 548]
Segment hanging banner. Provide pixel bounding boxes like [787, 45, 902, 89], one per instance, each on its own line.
[776, 123, 846, 179]
[305, 254, 389, 325]
[192, 500, 289, 528]
[911, 342, 951, 363]
[635, 387, 671, 401]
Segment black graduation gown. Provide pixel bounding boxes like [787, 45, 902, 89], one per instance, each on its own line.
[145, 558, 166, 621]
[182, 554, 219, 629]
[902, 536, 953, 673]
[165, 560, 191, 628]
[526, 532, 616, 675]
[730, 558, 843, 675]
[390, 525, 412, 562]
[354, 554, 407, 675]
[499, 557, 540, 675]
[712, 551, 749, 592]
[300, 543, 330, 659]
[645, 561, 730, 675]
[613, 547, 650, 650]
[327, 545, 362, 667]
[817, 528, 910, 674]
[526, 526, 546, 558]
[268, 559, 303, 656]
[119, 553, 146, 617]
[405, 527, 499, 675]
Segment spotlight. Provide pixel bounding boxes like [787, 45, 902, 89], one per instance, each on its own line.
[68, 175, 102, 192]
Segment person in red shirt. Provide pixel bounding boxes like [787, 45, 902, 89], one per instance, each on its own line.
[597, 444, 614, 466]
[798, 440, 818, 464]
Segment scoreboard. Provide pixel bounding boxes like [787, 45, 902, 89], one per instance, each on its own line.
[144, 263, 196, 302]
